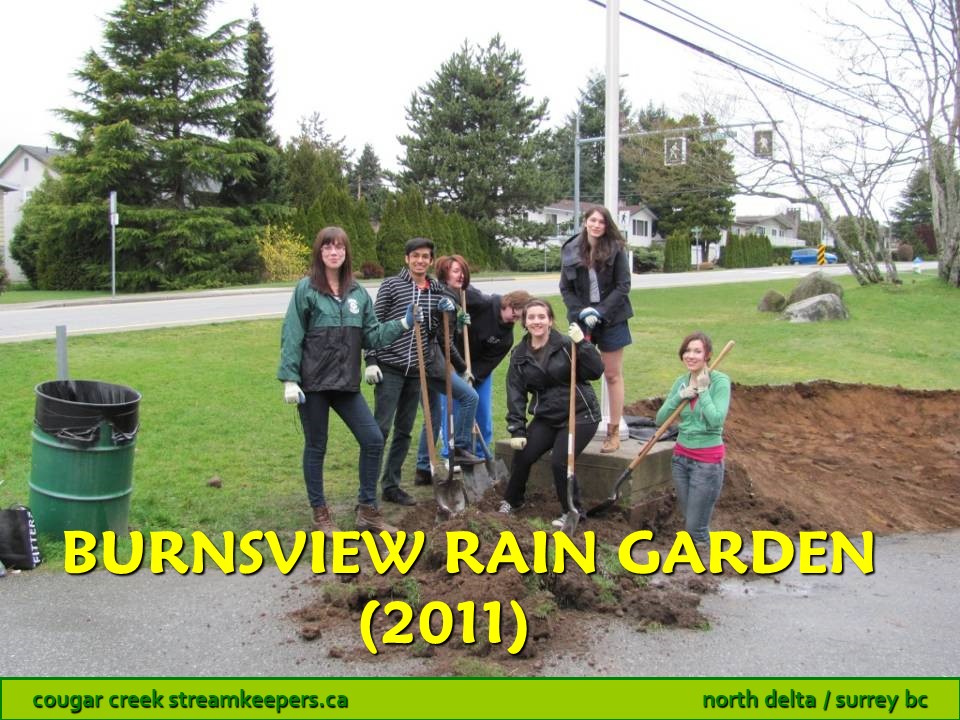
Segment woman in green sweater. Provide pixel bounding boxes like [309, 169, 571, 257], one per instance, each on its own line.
[655, 331, 731, 545]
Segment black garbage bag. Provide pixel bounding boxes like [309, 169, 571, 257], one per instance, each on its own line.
[624, 415, 678, 443]
[34, 380, 141, 448]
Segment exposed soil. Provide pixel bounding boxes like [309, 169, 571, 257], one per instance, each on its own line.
[291, 381, 960, 675]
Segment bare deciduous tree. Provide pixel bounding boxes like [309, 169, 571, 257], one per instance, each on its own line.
[835, 0, 960, 286]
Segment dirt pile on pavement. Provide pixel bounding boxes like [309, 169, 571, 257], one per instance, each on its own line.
[292, 381, 960, 674]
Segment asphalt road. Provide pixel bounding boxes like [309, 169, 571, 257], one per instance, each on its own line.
[1, 529, 956, 676]
[0, 262, 935, 343]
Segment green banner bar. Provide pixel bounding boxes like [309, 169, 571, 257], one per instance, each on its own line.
[2, 678, 957, 720]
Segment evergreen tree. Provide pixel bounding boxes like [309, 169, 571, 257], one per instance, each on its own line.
[13, 0, 262, 290]
[348, 144, 387, 221]
[220, 6, 284, 205]
[550, 72, 640, 208]
[399, 35, 556, 241]
[891, 167, 936, 255]
[283, 113, 350, 210]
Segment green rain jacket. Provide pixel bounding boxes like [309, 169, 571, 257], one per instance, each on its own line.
[277, 277, 405, 393]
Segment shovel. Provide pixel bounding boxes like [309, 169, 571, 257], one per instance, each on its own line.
[560, 335, 581, 535]
[413, 308, 465, 515]
[587, 340, 735, 517]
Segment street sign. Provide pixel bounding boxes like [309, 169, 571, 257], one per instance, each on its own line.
[817, 244, 826, 265]
[754, 130, 773, 158]
[664, 137, 686, 166]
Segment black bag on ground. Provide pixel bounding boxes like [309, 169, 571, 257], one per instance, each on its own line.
[0, 505, 43, 569]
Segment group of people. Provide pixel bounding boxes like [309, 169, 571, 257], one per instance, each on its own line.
[277, 206, 731, 544]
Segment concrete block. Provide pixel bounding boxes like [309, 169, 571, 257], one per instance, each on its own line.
[494, 435, 674, 512]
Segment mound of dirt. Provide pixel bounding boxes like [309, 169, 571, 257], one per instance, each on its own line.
[292, 382, 960, 674]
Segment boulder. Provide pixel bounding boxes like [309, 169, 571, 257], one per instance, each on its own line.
[781, 293, 849, 323]
[787, 270, 844, 305]
[757, 289, 786, 312]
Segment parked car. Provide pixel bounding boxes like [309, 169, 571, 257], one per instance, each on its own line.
[790, 247, 838, 265]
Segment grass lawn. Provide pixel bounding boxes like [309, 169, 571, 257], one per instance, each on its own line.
[1, 273, 956, 564]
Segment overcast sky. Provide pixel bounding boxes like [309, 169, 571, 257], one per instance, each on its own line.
[3, 0, 843, 215]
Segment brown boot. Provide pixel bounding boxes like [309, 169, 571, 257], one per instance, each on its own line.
[311, 505, 338, 534]
[600, 423, 621, 453]
[356, 504, 398, 534]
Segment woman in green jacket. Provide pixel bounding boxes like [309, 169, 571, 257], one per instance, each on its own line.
[278, 227, 418, 535]
[655, 331, 731, 545]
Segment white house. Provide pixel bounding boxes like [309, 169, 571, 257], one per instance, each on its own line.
[728, 209, 803, 248]
[0, 145, 64, 281]
[528, 199, 659, 247]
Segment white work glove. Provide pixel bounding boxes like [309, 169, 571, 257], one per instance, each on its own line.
[462, 369, 475, 385]
[578, 307, 601, 329]
[438, 296, 456, 313]
[695, 369, 711, 394]
[568, 323, 585, 345]
[364, 365, 383, 385]
[283, 381, 305, 404]
[679, 382, 698, 400]
[509, 437, 527, 451]
[401, 303, 423, 330]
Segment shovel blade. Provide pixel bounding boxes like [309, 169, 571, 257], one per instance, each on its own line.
[433, 472, 466, 515]
[461, 463, 494, 504]
[559, 511, 580, 536]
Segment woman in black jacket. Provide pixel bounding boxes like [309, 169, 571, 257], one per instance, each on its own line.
[500, 299, 604, 526]
[560, 205, 633, 453]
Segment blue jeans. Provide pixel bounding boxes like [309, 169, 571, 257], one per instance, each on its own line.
[373, 367, 422, 493]
[671, 454, 725, 544]
[473, 374, 493, 458]
[298, 390, 384, 507]
[415, 372, 479, 469]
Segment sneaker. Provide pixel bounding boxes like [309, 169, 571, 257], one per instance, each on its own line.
[551, 511, 585, 529]
[382, 487, 417, 506]
[452, 448, 485, 465]
[497, 500, 514, 514]
[413, 467, 433, 486]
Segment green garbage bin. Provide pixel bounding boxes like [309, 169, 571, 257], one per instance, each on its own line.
[28, 380, 141, 538]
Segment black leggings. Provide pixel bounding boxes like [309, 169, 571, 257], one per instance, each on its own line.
[504, 417, 599, 513]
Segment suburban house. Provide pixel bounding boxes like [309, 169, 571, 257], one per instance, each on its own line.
[0, 145, 64, 281]
[527, 199, 660, 247]
[728, 209, 804, 247]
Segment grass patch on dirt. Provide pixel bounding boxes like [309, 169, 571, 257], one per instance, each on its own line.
[0, 273, 955, 566]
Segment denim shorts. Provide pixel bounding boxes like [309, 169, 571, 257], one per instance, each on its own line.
[591, 320, 632, 352]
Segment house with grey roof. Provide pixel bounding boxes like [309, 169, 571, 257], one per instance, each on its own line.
[1, 145, 65, 281]
[527, 199, 660, 247]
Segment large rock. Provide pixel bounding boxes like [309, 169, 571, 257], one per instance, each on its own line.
[787, 270, 844, 305]
[757, 289, 786, 312]
[781, 293, 849, 322]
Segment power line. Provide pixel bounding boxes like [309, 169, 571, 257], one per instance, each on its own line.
[586, 0, 914, 137]
[645, 0, 875, 110]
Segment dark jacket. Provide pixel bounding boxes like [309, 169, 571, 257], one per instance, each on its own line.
[463, 288, 516, 381]
[505, 329, 604, 437]
[278, 277, 405, 392]
[364, 268, 449, 379]
[559, 234, 634, 327]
